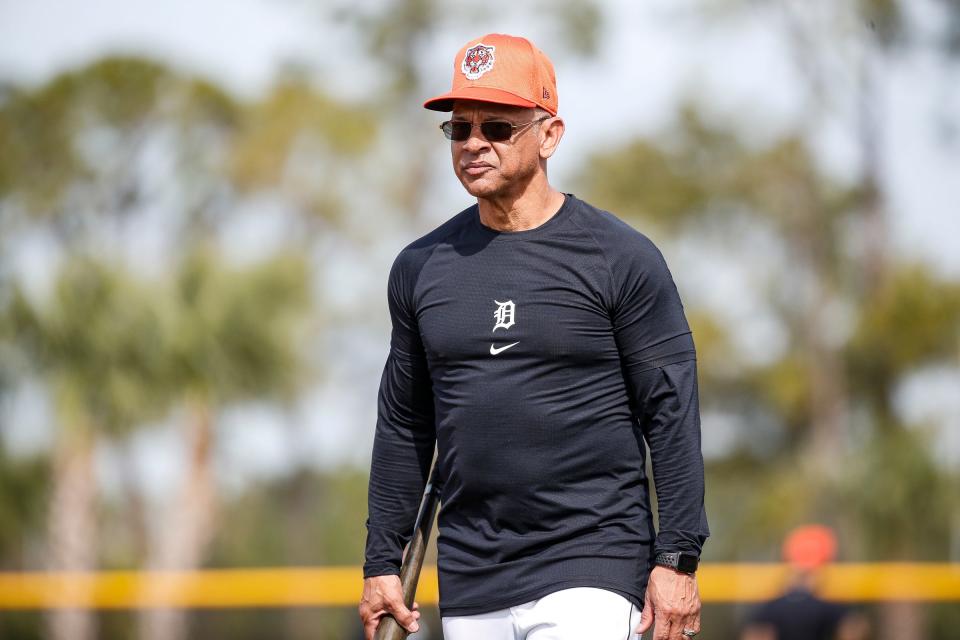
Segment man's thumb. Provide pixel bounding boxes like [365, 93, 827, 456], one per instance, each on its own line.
[636, 595, 654, 633]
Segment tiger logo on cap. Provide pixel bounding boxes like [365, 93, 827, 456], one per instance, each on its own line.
[461, 44, 495, 80]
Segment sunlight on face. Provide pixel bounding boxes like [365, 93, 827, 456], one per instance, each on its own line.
[449, 101, 546, 200]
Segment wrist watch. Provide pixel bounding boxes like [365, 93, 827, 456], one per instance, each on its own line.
[654, 551, 699, 574]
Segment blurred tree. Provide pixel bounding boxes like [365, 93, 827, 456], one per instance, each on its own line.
[0, 443, 49, 570]
[1, 55, 368, 640]
[228, 77, 377, 229]
[847, 265, 960, 425]
[6, 258, 170, 640]
[138, 248, 311, 640]
[0, 58, 241, 640]
[0, 311, 50, 578]
[0, 58, 235, 238]
[3, 249, 312, 640]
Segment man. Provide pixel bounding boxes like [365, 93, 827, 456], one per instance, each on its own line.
[360, 33, 709, 640]
[741, 525, 870, 640]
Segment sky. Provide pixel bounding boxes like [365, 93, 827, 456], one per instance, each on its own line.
[1, 0, 958, 487]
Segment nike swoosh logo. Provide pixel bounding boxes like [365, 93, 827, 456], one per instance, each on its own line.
[489, 341, 519, 355]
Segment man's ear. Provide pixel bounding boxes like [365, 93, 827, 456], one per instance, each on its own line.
[539, 117, 565, 160]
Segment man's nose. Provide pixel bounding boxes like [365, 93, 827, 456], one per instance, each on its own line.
[461, 124, 491, 152]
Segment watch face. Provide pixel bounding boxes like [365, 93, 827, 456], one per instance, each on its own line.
[677, 553, 699, 573]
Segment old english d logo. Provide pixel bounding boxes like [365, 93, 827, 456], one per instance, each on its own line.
[493, 300, 515, 331]
[490, 299, 517, 355]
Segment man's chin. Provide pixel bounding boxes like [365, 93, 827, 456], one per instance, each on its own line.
[460, 177, 502, 199]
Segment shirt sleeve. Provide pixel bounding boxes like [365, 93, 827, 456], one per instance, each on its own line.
[363, 251, 437, 578]
[605, 233, 710, 557]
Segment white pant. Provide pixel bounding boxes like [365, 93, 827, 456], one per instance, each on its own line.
[441, 587, 643, 640]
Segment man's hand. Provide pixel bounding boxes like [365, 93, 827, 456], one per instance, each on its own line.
[636, 565, 702, 639]
[359, 575, 421, 640]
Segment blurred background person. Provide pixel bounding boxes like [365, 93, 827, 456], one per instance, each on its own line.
[741, 525, 870, 640]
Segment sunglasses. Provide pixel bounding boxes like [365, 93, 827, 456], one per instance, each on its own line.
[440, 116, 550, 142]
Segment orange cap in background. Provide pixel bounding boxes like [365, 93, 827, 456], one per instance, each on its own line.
[423, 33, 558, 115]
[782, 524, 838, 570]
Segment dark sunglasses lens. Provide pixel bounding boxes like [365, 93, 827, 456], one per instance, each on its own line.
[481, 121, 514, 141]
[442, 120, 519, 142]
[443, 121, 472, 141]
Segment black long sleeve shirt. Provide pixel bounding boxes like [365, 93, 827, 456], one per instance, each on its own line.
[364, 194, 709, 616]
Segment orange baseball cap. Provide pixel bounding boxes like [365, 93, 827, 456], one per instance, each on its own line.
[782, 525, 838, 570]
[423, 33, 558, 115]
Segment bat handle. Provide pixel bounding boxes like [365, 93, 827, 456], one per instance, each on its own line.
[374, 477, 440, 640]
[374, 615, 408, 640]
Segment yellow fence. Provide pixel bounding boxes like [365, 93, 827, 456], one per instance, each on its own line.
[1, 564, 959, 609]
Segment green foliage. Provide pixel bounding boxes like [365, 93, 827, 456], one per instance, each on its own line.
[0, 85, 79, 213]
[705, 454, 819, 561]
[0, 57, 237, 226]
[0, 55, 372, 234]
[167, 248, 312, 404]
[58, 57, 171, 127]
[579, 137, 710, 228]
[686, 309, 738, 384]
[0, 611, 43, 640]
[2, 244, 312, 433]
[729, 136, 861, 247]
[171, 78, 239, 131]
[228, 79, 376, 216]
[0, 57, 174, 215]
[847, 264, 960, 409]
[7, 258, 170, 437]
[0, 58, 343, 613]
[0, 444, 50, 569]
[210, 467, 369, 566]
[578, 107, 730, 229]
[840, 426, 957, 559]
[580, 105, 859, 243]
[746, 351, 810, 434]
[706, 424, 959, 565]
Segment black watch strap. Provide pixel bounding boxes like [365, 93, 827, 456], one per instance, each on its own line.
[654, 551, 699, 574]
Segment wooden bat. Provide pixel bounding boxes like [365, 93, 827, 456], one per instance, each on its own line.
[374, 467, 440, 640]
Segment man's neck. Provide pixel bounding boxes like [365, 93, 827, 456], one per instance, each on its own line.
[476, 176, 566, 232]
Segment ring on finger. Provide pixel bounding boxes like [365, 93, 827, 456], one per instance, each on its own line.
[682, 630, 698, 637]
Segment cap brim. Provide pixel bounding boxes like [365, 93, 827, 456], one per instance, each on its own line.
[423, 86, 540, 112]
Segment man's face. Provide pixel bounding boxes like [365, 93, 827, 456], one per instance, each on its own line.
[448, 101, 546, 200]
